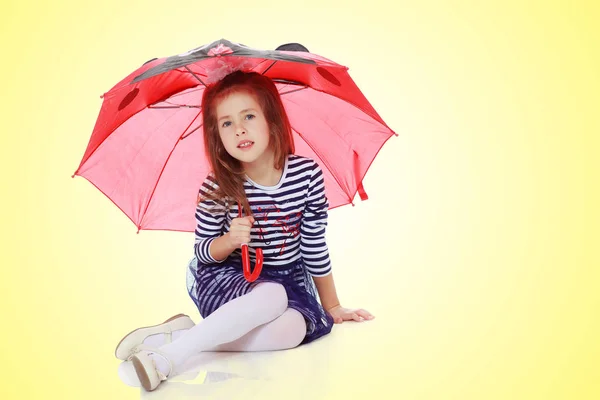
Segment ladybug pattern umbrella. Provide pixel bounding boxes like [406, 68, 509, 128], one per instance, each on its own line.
[74, 39, 396, 233]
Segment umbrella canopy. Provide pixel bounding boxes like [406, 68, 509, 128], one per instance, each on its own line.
[74, 39, 396, 232]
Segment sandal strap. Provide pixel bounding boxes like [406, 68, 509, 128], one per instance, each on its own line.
[126, 343, 153, 361]
[145, 348, 174, 378]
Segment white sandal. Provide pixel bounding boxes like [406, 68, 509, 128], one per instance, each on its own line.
[131, 348, 173, 392]
[115, 314, 194, 361]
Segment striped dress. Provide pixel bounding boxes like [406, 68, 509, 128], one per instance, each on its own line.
[186, 154, 334, 344]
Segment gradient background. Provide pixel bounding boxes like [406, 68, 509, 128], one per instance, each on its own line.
[1, 0, 598, 399]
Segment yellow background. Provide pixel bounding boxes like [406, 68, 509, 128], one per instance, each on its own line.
[1, 0, 598, 399]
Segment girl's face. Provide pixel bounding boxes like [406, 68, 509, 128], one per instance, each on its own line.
[216, 91, 272, 166]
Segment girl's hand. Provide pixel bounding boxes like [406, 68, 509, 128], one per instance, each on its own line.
[327, 305, 375, 324]
[227, 216, 255, 249]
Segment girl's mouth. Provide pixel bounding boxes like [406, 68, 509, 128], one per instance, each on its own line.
[238, 141, 254, 150]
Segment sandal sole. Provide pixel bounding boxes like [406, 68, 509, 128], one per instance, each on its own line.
[131, 355, 153, 391]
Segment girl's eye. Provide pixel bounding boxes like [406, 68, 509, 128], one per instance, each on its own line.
[245, 114, 255, 120]
[222, 121, 231, 128]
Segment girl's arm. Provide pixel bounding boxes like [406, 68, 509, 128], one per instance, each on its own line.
[196, 175, 255, 262]
[207, 232, 236, 262]
[207, 214, 256, 261]
[300, 162, 340, 309]
[300, 162, 374, 323]
[195, 175, 228, 264]
[313, 273, 341, 311]
[300, 162, 332, 276]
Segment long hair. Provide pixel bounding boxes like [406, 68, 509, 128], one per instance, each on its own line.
[199, 70, 295, 216]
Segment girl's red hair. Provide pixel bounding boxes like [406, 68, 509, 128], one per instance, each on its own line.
[200, 71, 295, 216]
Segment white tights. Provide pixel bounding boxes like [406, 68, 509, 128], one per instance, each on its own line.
[151, 282, 307, 372]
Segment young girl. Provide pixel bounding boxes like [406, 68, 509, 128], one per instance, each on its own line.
[114, 70, 374, 392]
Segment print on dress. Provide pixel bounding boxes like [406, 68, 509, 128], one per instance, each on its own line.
[250, 202, 302, 256]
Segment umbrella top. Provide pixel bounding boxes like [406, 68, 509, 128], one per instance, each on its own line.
[132, 39, 319, 84]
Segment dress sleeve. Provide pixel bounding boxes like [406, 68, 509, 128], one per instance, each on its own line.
[194, 174, 227, 264]
[300, 162, 332, 277]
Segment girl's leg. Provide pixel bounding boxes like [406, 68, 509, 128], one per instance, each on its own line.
[119, 308, 306, 387]
[143, 308, 307, 351]
[156, 282, 291, 369]
[211, 307, 306, 352]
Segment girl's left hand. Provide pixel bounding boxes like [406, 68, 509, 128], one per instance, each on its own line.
[327, 305, 375, 324]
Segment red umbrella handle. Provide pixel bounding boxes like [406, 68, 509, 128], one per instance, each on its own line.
[242, 245, 263, 282]
[238, 202, 263, 282]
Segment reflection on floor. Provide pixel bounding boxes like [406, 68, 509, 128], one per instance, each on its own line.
[117, 319, 379, 400]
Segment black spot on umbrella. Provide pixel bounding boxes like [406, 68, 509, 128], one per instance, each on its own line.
[317, 67, 341, 86]
[118, 88, 139, 111]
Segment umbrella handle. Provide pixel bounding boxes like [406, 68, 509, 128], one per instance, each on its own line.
[242, 244, 263, 282]
[238, 202, 263, 282]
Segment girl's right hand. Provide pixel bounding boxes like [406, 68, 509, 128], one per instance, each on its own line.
[227, 216, 255, 249]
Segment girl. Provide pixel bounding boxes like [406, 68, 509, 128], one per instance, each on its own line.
[115, 70, 374, 392]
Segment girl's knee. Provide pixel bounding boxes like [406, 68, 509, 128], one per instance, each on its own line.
[251, 282, 288, 317]
[280, 308, 307, 348]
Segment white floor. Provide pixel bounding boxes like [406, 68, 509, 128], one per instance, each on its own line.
[117, 319, 385, 399]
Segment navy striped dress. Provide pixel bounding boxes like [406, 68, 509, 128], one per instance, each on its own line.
[186, 155, 334, 344]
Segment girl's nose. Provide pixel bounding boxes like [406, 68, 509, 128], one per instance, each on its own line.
[235, 123, 247, 136]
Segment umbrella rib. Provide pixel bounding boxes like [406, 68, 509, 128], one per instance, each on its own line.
[280, 86, 308, 96]
[75, 84, 204, 176]
[286, 94, 394, 205]
[181, 122, 203, 140]
[293, 127, 352, 203]
[184, 66, 207, 87]
[149, 105, 201, 109]
[168, 86, 204, 99]
[283, 95, 357, 152]
[289, 72, 396, 135]
[138, 108, 203, 230]
[272, 78, 304, 85]
[261, 60, 277, 75]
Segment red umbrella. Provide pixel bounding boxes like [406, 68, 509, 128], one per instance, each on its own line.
[73, 39, 396, 234]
